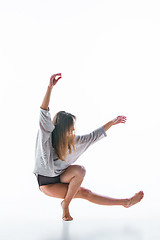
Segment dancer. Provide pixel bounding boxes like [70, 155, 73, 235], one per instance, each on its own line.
[33, 73, 144, 221]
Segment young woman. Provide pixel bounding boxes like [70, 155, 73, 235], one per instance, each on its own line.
[33, 73, 144, 221]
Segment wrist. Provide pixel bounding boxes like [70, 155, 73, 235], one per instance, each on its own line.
[48, 85, 53, 90]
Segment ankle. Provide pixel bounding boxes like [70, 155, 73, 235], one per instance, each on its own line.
[122, 198, 130, 207]
[62, 199, 70, 208]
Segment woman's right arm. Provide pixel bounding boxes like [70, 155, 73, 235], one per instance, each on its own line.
[40, 73, 62, 110]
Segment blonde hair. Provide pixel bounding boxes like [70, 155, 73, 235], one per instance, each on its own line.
[52, 111, 76, 161]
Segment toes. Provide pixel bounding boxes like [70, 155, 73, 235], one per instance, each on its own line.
[63, 216, 73, 221]
[139, 191, 144, 195]
[138, 191, 144, 199]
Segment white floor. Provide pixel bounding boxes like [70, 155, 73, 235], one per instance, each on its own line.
[1, 191, 160, 240]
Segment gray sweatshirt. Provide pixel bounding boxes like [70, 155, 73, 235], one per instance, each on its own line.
[33, 108, 107, 177]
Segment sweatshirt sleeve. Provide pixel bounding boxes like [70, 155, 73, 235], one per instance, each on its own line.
[39, 107, 55, 133]
[75, 125, 107, 149]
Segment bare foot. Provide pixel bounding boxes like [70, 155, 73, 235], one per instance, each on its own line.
[123, 191, 144, 208]
[61, 200, 73, 221]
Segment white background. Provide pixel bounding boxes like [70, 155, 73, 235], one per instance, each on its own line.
[0, 0, 160, 239]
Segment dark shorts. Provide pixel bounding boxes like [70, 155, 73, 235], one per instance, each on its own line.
[35, 174, 61, 190]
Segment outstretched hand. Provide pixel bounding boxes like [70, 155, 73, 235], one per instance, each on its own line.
[49, 73, 62, 88]
[112, 116, 127, 125]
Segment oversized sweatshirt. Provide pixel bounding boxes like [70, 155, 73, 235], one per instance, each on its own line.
[33, 107, 107, 177]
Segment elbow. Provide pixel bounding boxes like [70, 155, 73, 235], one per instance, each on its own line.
[40, 106, 49, 111]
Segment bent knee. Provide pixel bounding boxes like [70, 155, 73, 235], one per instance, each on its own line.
[75, 165, 86, 178]
[80, 187, 92, 198]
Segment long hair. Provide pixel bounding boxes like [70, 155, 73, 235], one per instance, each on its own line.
[52, 111, 76, 161]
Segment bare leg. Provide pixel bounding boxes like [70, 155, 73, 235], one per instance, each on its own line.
[60, 165, 86, 221]
[86, 190, 144, 207]
[61, 176, 85, 221]
[40, 184, 144, 220]
[40, 164, 144, 221]
[87, 191, 127, 206]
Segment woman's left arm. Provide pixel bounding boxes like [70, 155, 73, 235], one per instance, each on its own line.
[104, 116, 127, 132]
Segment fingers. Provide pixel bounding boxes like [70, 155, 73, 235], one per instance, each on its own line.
[54, 73, 62, 79]
[50, 73, 62, 84]
[51, 73, 62, 77]
[50, 73, 62, 80]
[56, 76, 62, 81]
[114, 116, 127, 124]
[118, 115, 127, 123]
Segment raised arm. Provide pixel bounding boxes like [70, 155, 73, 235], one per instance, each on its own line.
[40, 73, 62, 110]
[104, 116, 127, 132]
